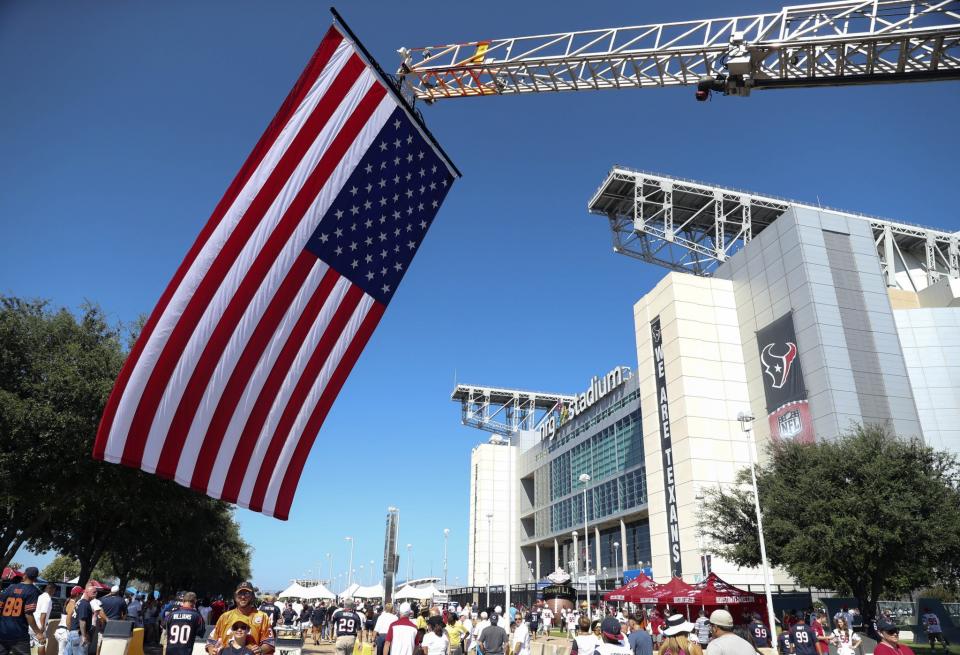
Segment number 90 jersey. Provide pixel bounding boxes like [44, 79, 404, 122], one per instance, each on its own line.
[331, 609, 363, 637]
[165, 608, 206, 655]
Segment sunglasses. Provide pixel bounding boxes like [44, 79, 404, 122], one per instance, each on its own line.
[882, 630, 900, 635]
[232, 625, 250, 631]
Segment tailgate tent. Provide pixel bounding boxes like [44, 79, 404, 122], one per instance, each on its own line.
[301, 584, 336, 600]
[693, 573, 761, 606]
[394, 585, 431, 600]
[278, 582, 312, 599]
[352, 583, 385, 599]
[604, 573, 661, 603]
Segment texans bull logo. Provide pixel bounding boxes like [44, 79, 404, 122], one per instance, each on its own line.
[760, 341, 798, 389]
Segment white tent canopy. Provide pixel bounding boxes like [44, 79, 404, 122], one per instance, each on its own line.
[351, 582, 384, 599]
[301, 584, 336, 600]
[278, 582, 312, 599]
[394, 585, 431, 600]
[339, 582, 360, 598]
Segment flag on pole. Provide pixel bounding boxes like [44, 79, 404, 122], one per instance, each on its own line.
[93, 21, 458, 519]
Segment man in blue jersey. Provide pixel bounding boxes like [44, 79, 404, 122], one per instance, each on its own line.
[790, 614, 819, 655]
[747, 614, 771, 649]
[165, 592, 205, 655]
[0, 566, 43, 655]
[259, 597, 281, 629]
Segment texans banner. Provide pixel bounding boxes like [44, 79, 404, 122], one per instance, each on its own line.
[94, 20, 459, 519]
[755, 312, 814, 443]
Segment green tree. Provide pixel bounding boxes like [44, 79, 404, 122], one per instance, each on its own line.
[703, 424, 960, 625]
[2, 296, 252, 591]
[0, 298, 125, 570]
[41, 555, 80, 582]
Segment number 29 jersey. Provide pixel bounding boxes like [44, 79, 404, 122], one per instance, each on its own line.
[331, 609, 363, 637]
[165, 607, 206, 655]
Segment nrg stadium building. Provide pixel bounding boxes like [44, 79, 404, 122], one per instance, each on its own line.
[457, 169, 959, 591]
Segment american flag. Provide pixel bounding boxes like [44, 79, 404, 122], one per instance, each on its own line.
[93, 24, 457, 519]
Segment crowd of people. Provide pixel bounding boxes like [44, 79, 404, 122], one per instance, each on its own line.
[0, 570, 954, 655]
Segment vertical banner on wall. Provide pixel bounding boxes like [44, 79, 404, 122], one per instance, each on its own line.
[756, 312, 815, 443]
[650, 316, 682, 577]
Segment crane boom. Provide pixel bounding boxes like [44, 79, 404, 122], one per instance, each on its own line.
[398, 0, 960, 101]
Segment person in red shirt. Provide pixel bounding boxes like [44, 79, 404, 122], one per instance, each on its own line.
[810, 612, 830, 655]
[649, 611, 666, 647]
[874, 620, 916, 655]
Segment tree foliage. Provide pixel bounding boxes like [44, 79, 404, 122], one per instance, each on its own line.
[1, 296, 252, 596]
[703, 424, 960, 622]
[0, 298, 125, 568]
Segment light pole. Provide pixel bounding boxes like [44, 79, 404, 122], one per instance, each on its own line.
[370, 560, 375, 585]
[443, 528, 450, 589]
[326, 553, 333, 586]
[345, 536, 355, 587]
[406, 543, 413, 582]
[738, 411, 778, 643]
[612, 542, 620, 582]
[486, 512, 493, 607]
[579, 473, 592, 613]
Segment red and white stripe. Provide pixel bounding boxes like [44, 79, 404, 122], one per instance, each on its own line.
[94, 26, 393, 519]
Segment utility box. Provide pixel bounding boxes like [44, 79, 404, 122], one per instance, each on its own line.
[101, 621, 134, 655]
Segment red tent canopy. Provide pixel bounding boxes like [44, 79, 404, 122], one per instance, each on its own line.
[692, 572, 762, 605]
[604, 573, 660, 603]
[88, 580, 110, 590]
[654, 576, 699, 604]
[1, 567, 23, 581]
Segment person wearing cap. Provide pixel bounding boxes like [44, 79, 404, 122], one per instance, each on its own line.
[745, 613, 770, 649]
[222, 614, 256, 655]
[101, 586, 127, 622]
[875, 620, 916, 655]
[165, 592, 205, 655]
[331, 599, 364, 655]
[207, 582, 274, 655]
[385, 602, 418, 655]
[788, 612, 819, 655]
[422, 616, 450, 655]
[0, 565, 43, 655]
[705, 610, 753, 655]
[592, 617, 632, 655]
[478, 613, 507, 655]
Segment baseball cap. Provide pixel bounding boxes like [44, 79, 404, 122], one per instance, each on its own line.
[877, 620, 899, 634]
[235, 581, 255, 594]
[231, 614, 253, 630]
[709, 609, 734, 628]
[399, 602, 412, 615]
[70, 586, 84, 597]
[489, 614, 499, 625]
[111, 585, 120, 593]
[24, 567, 39, 580]
[600, 617, 622, 640]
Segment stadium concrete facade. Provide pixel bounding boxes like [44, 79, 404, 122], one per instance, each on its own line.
[464, 171, 959, 589]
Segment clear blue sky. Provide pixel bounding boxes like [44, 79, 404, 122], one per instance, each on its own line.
[2, 1, 957, 591]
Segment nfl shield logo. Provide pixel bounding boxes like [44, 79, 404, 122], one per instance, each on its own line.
[778, 409, 802, 438]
